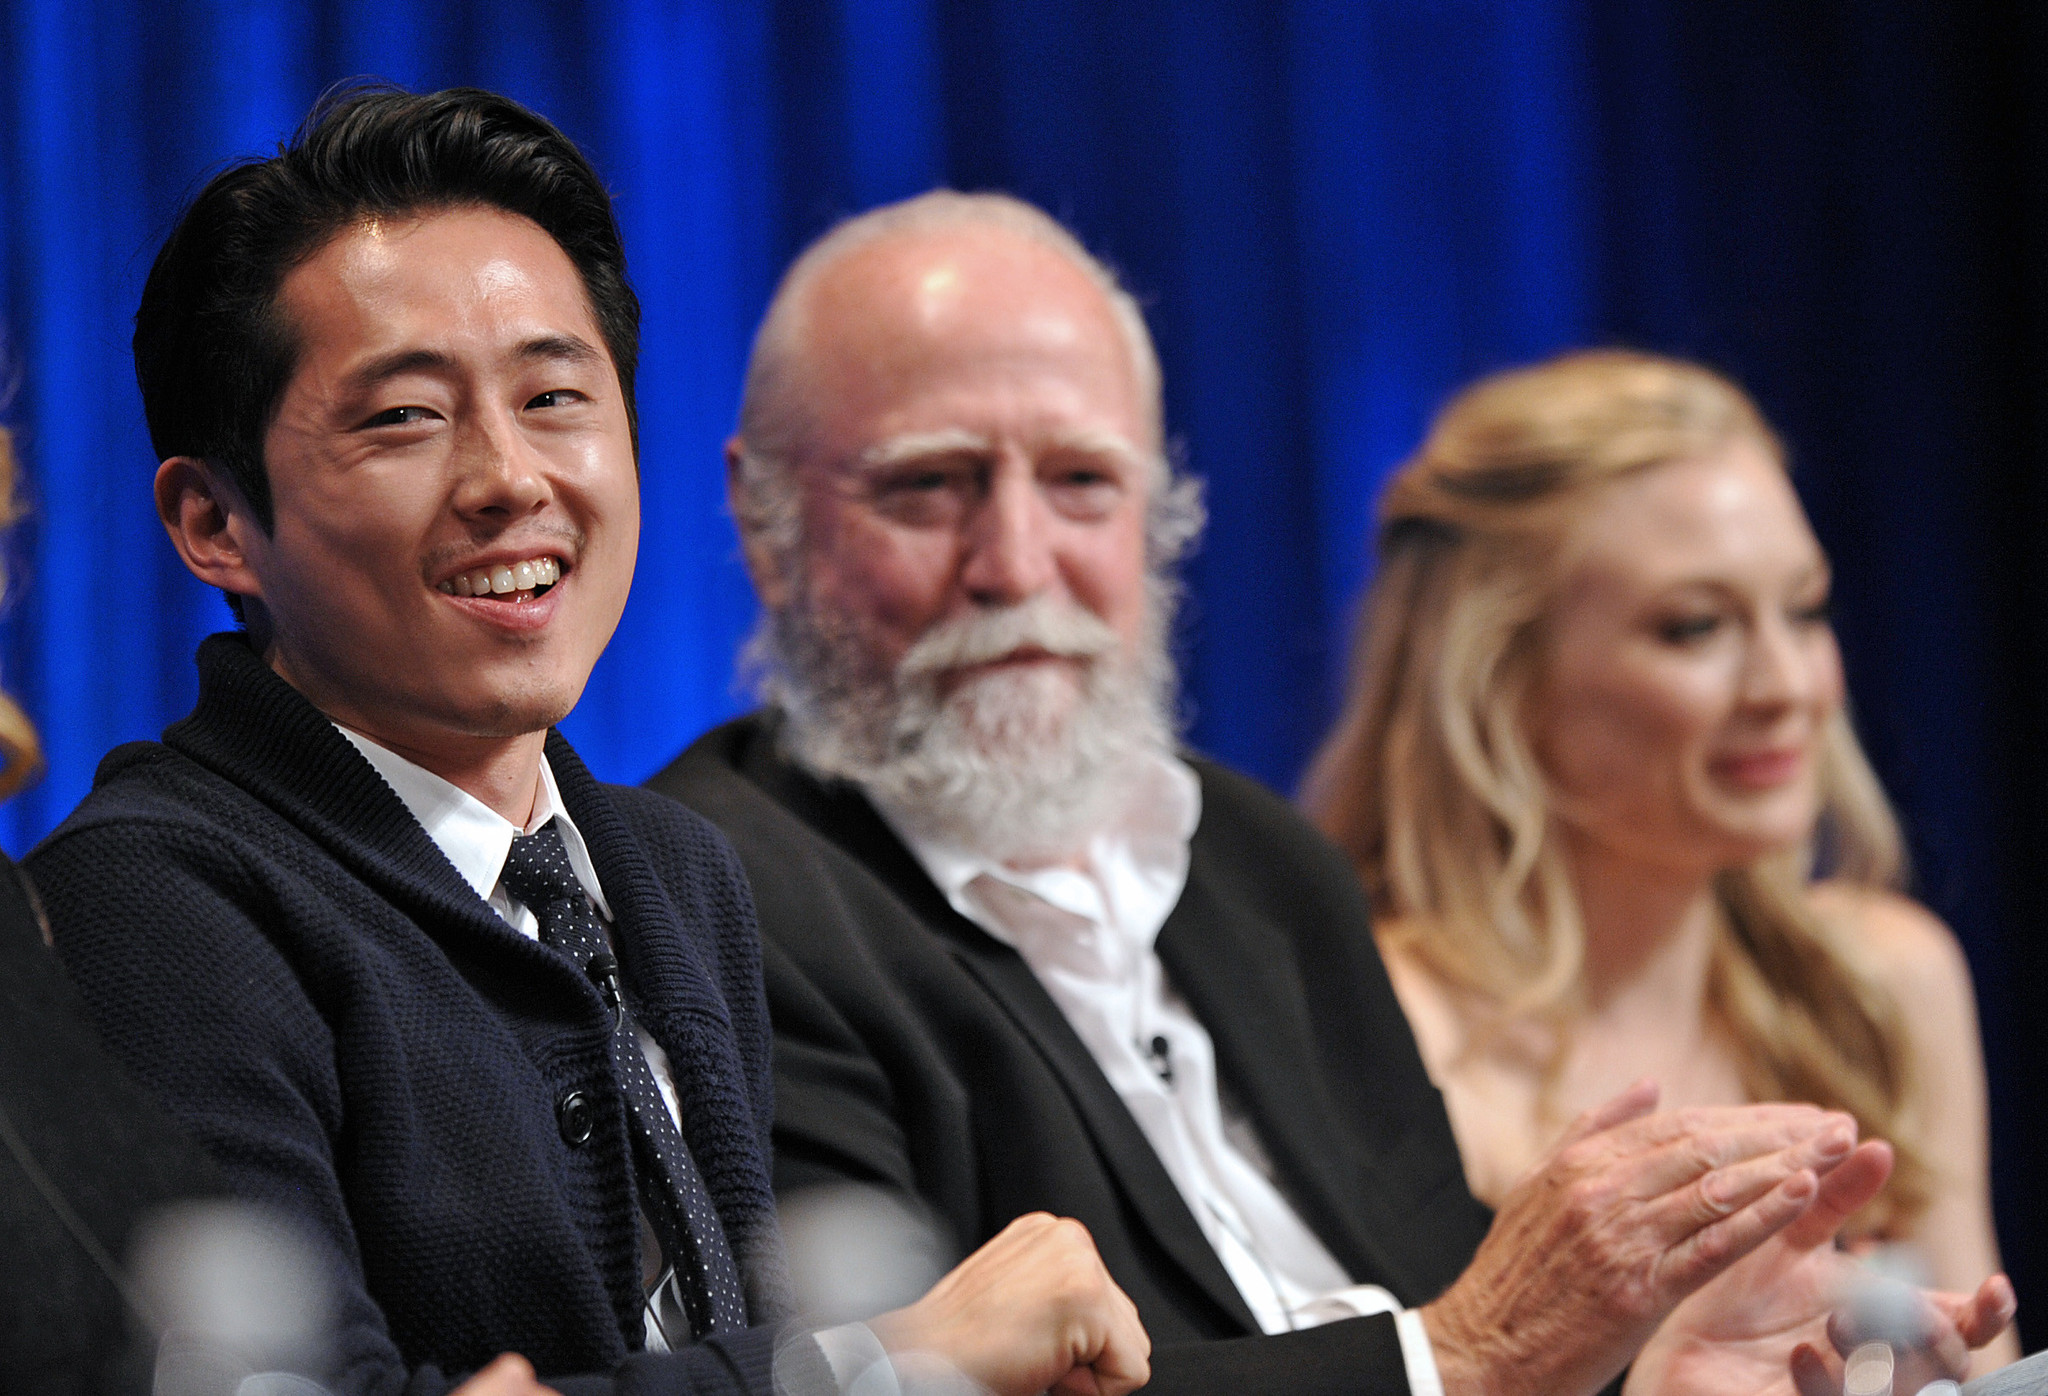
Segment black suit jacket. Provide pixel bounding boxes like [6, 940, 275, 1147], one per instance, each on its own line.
[650, 712, 1494, 1396]
[0, 852, 227, 1394]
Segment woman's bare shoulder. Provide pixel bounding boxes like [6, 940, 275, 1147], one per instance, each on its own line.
[1806, 881, 1972, 995]
[1372, 917, 1551, 1075]
[1807, 881, 1986, 1129]
[1808, 888, 2005, 1340]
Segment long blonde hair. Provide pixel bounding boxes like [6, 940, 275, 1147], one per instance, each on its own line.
[1301, 348, 1928, 1231]
[0, 426, 41, 799]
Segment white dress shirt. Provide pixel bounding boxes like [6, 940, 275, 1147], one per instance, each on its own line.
[876, 752, 1443, 1396]
[333, 726, 691, 1137]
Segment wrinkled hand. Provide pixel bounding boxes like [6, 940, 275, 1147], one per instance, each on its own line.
[1422, 1081, 1860, 1396]
[870, 1212, 1151, 1396]
[1624, 1140, 2015, 1396]
[1787, 1275, 2016, 1396]
[452, 1353, 561, 1396]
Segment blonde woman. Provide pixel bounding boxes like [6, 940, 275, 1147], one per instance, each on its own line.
[1302, 349, 2017, 1369]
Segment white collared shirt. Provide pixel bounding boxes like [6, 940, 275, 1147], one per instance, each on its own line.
[332, 728, 690, 1118]
[336, 726, 615, 922]
[876, 752, 1442, 1396]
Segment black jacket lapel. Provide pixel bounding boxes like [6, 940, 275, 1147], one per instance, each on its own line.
[549, 733, 786, 1316]
[1162, 757, 1488, 1306]
[942, 931, 1260, 1332]
[1160, 861, 1434, 1301]
[163, 636, 550, 960]
[733, 724, 1261, 1332]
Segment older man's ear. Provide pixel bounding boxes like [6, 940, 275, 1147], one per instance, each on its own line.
[726, 435, 794, 613]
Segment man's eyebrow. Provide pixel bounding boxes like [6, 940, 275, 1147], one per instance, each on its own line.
[1046, 427, 1148, 467]
[341, 348, 458, 395]
[339, 335, 606, 396]
[857, 429, 993, 470]
[513, 333, 607, 368]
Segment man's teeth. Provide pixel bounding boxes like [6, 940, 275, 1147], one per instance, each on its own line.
[437, 556, 561, 598]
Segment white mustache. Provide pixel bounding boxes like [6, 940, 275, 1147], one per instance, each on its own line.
[896, 597, 1121, 680]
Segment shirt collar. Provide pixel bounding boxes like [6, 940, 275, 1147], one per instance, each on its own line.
[334, 725, 612, 920]
[879, 750, 1201, 953]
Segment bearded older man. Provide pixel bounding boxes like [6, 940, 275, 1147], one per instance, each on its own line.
[648, 192, 2013, 1396]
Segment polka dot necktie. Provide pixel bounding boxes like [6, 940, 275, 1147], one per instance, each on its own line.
[500, 819, 749, 1340]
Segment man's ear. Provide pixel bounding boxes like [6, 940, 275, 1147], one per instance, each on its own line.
[154, 456, 263, 601]
[726, 434, 791, 613]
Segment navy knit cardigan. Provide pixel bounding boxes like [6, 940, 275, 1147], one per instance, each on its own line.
[27, 635, 803, 1396]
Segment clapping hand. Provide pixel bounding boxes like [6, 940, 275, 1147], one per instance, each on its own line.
[871, 1212, 1152, 1396]
[1422, 1081, 1866, 1396]
[1625, 1140, 2014, 1396]
[1787, 1275, 2015, 1396]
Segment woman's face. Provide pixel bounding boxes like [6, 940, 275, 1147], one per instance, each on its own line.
[1529, 439, 1843, 877]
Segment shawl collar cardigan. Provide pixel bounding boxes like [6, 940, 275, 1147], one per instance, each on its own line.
[28, 635, 794, 1396]
[650, 711, 1496, 1396]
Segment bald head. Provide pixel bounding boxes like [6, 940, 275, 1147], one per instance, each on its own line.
[728, 194, 1199, 594]
[730, 193, 1200, 856]
[738, 192, 1163, 469]
[789, 221, 1153, 465]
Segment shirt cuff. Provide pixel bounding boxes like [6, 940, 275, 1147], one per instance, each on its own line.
[1395, 1307, 1445, 1396]
[812, 1321, 903, 1396]
[1287, 1284, 1440, 1396]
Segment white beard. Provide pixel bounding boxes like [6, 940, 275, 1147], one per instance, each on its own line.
[760, 590, 1178, 863]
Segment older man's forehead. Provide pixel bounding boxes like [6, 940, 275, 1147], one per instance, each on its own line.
[854, 426, 1151, 470]
[807, 229, 1126, 359]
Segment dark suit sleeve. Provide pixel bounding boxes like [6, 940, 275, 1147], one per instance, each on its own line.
[548, 1330, 796, 1396]
[1149, 1319, 1411, 1396]
[764, 933, 927, 1199]
[665, 763, 962, 1221]
[27, 819, 787, 1396]
[0, 856, 227, 1392]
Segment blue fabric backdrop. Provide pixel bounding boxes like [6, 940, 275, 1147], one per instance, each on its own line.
[0, 0, 1608, 838]
[4, 0, 2044, 1339]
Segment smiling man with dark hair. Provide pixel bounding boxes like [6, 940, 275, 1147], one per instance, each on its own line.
[26, 90, 1148, 1396]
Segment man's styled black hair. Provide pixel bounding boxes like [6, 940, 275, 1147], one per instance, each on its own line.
[134, 84, 640, 529]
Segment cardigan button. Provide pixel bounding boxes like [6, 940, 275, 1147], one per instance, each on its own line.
[556, 1089, 594, 1147]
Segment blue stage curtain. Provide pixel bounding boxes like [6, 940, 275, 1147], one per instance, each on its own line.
[3, 0, 2044, 1334]
[0, 0, 788, 845]
[0, 0, 1602, 843]
[1584, 1, 2048, 1329]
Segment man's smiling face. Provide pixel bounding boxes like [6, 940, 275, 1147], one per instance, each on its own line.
[742, 220, 1181, 858]
[237, 204, 639, 758]
[776, 222, 1156, 711]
